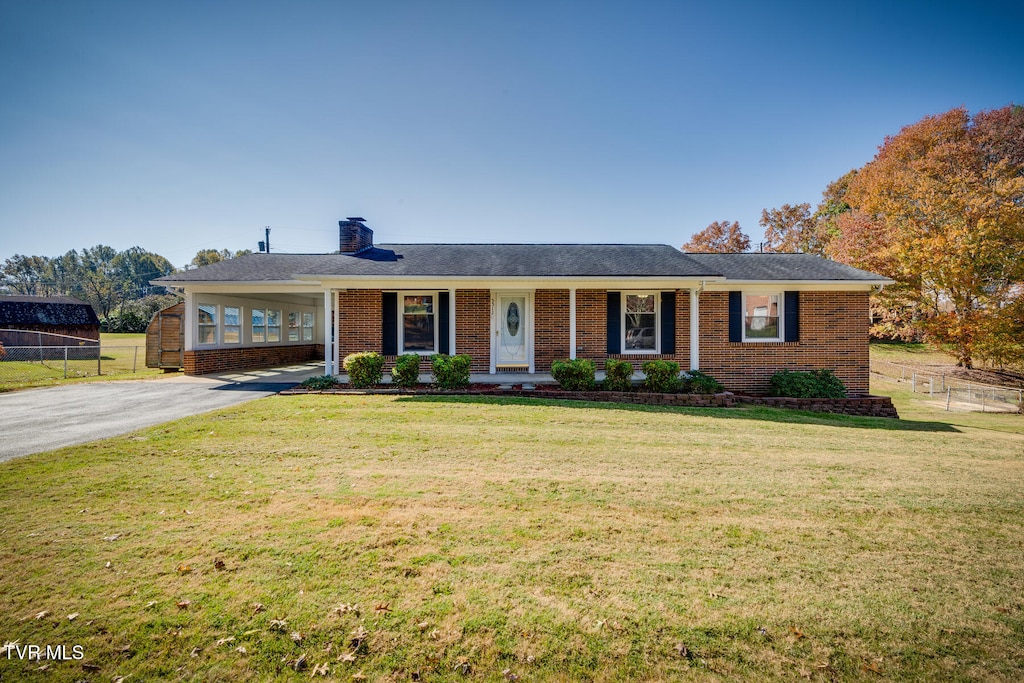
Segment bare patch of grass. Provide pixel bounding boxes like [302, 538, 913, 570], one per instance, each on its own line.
[1, 395, 1022, 681]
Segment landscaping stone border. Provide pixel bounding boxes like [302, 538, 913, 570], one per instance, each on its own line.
[280, 385, 899, 418]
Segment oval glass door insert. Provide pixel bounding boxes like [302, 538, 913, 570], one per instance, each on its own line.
[505, 302, 521, 337]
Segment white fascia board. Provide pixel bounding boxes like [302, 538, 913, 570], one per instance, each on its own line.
[170, 282, 326, 295]
[703, 280, 892, 291]
[303, 276, 727, 290]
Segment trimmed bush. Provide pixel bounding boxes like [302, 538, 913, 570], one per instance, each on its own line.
[681, 370, 723, 394]
[431, 354, 472, 390]
[391, 354, 422, 388]
[768, 369, 847, 398]
[343, 352, 384, 388]
[603, 359, 634, 392]
[551, 358, 596, 391]
[641, 360, 682, 392]
[299, 375, 338, 391]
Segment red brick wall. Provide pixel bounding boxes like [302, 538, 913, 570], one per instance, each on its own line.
[576, 289, 692, 372]
[698, 290, 870, 395]
[455, 290, 491, 372]
[337, 290, 382, 360]
[184, 344, 323, 375]
[534, 289, 569, 371]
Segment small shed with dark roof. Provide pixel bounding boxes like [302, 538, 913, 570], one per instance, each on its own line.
[0, 295, 101, 347]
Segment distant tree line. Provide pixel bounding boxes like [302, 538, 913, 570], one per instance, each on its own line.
[0, 247, 251, 332]
[683, 104, 1024, 371]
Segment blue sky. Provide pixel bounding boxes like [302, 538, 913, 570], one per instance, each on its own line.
[1, 0, 1021, 268]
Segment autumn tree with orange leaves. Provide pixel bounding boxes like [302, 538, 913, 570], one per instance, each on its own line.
[827, 105, 1024, 368]
[682, 220, 750, 253]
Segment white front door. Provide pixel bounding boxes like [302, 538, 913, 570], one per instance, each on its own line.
[495, 293, 530, 369]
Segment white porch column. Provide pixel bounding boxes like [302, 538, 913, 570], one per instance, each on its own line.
[569, 288, 577, 359]
[183, 291, 195, 351]
[449, 288, 456, 354]
[323, 289, 334, 375]
[689, 287, 700, 370]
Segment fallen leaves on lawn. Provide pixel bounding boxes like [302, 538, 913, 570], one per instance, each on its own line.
[177, 564, 192, 574]
[351, 671, 367, 681]
[789, 626, 805, 640]
[215, 637, 235, 646]
[332, 603, 359, 616]
[311, 662, 329, 676]
[269, 619, 288, 631]
[374, 602, 390, 613]
[235, 645, 247, 654]
[349, 624, 368, 650]
[338, 651, 357, 663]
[293, 653, 307, 671]
[674, 642, 695, 660]
[862, 659, 884, 674]
[102, 534, 121, 542]
[252, 603, 265, 614]
[176, 600, 192, 610]
[452, 658, 471, 674]
[214, 558, 226, 571]
[290, 631, 303, 643]
[34, 610, 48, 620]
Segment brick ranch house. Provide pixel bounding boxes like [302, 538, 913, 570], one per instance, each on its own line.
[153, 218, 891, 395]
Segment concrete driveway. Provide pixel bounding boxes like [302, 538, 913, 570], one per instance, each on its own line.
[0, 361, 324, 462]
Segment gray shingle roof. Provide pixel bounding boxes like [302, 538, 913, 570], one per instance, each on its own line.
[0, 296, 100, 326]
[156, 244, 719, 282]
[683, 253, 888, 281]
[153, 245, 889, 283]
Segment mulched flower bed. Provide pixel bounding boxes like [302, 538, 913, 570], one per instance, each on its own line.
[279, 384, 899, 418]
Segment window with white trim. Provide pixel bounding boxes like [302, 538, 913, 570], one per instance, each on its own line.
[266, 309, 281, 342]
[288, 311, 300, 342]
[198, 305, 217, 345]
[223, 306, 240, 343]
[623, 292, 659, 353]
[400, 293, 437, 353]
[743, 293, 782, 341]
[251, 309, 266, 343]
[302, 312, 314, 341]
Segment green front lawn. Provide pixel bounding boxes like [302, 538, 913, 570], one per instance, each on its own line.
[1, 391, 1022, 681]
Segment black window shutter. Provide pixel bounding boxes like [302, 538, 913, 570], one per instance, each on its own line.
[437, 291, 450, 354]
[660, 291, 675, 354]
[728, 291, 743, 342]
[784, 291, 800, 342]
[607, 292, 621, 354]
[382, 292, 398, 355]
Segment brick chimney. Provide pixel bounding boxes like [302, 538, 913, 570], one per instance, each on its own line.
[339, 217, 373, 254]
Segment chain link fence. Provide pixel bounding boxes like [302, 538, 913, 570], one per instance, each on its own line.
[872, 359, 1023, 413]
[0, 344, 146, 384]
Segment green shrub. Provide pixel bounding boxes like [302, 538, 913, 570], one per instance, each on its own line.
[431, 354, 472, 390]
[299, 375, 338, 391]
[641, 360, 681, 392]
[551, 358, 596, 391]
[343, 352, 384, 388]
[391, 354, 422, 388]
[768, 369, 847, 398]
[603, 359, 634, 392]
[681, 370, 724, 394]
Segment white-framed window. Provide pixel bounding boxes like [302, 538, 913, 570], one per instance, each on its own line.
[198, 305, 217, 345]
[743, 293, 783, 341]
[302, 312, 314, 341]
[223, 306, 240, 344]
[251, 308, 266, 343]
[288, 311, 300, 342]
[400, 292, 437, 353]
[266, 309, 281, 342]
[623, 292, 659, 353]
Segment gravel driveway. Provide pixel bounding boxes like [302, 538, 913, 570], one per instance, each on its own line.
[0, 362, 324, 462]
